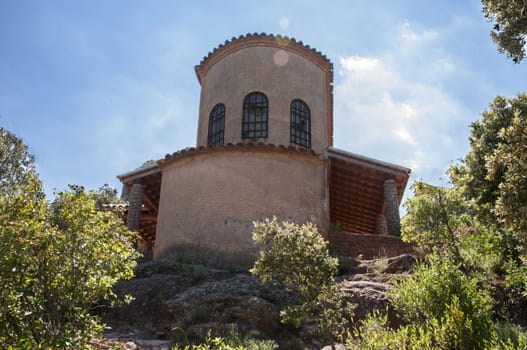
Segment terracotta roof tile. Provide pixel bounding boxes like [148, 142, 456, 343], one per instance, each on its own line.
[197, 33, 331, 67]
[161, 142, 322, 164]
[195, 33, 333, 84]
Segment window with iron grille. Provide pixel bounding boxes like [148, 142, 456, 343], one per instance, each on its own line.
[290, 99, 311, 148]
[207, 103, 225, 146]
[242, 92, 268, 139]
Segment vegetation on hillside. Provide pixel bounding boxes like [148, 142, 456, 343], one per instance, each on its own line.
[347, 94, 527, 348]
[0, 127, 140, 349]
[250, 218, 353, 342]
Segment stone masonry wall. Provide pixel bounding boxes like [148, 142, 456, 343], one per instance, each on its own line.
[329, 232, 419, 259]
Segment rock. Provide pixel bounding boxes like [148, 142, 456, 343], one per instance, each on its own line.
[340, 277, 404, 328]
[167, 274, 281, 336]
[134, 256, 234, 281]
[124, 341, 137, 350]
[342, 254, 418, 275]
[321, 344, 347, 350]
[101, 257, 413, 347]
[342, 279, 391, 321]
[135, 339, 173, 349]
[167, 274, 262, 310]
[385, 254, 418, 274]
[228, 296, 280, 334]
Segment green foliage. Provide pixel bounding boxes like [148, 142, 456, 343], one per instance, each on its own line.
[90, 183, 126, 210]
[175, 331, 243, 350]
[250, 217, 337, 291]
[250, 217, 353, 341]
[348, 257, 527, 349]
[0, 131, 140, 348]
[401, 182, 470, 252]
[481, 0, 527, 63]
[0, 126, 35, 194]
[360, 133, 527, 349]
[489, 105, 527, 238]
[314, 283, 355, 342]
[402, 177, 527, 318]
[174, 330, 278, 350]
[347, 311, 410, 350]
[390, 256, 494, 348]
[402, 181, 521, 277]
[450, 93, 527, 244]
[348, 307, 527, 350]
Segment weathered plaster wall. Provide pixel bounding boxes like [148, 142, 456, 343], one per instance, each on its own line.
[196, 46, 329, 154]
[155, 148, 328, 268]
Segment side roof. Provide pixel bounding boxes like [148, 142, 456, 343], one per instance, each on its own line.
[328, 146, 411, 234]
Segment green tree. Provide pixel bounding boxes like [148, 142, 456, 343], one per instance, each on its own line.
[0, 127, 35, 193]
[90, 183, 126, 210]
[481, 0, 527, 63]
[488, 108, 527, 237]
[401, 182, 469, 253]
[450, 93, 527, 244]
[401, 182, 511, 276]
[0, 128, 140, 348]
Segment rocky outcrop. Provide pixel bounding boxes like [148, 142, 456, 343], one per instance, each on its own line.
[166, 274, 282, 336]
[99, 254, 418, 349]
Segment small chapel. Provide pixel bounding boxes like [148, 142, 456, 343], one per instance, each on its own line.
[116, 33, 412, 268]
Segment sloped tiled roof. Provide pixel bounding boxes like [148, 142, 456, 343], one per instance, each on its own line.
[328, 147, 411, 234]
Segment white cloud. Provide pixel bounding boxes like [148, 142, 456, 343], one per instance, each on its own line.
[334, 20, 470, 190]
[399, 19, 438, 44]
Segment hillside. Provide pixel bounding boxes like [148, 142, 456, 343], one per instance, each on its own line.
[94, 254, 418, 349]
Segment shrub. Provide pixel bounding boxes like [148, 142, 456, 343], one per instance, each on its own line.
[174, 329, 278, 350]
[0, 178, 140, 348]
[250, 217, 353, 341]
[347, 255, 527, 350]
[390, 255, 494, 349]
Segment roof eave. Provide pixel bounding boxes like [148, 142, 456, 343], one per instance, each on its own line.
[328, 146, 411, 178]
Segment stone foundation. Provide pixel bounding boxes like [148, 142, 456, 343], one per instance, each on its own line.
[329, 231, 419, 259]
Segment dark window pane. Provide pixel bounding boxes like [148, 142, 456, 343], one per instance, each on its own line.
[242, 92, 268, 139]
[208, 103, 225, 146]
[290, 99, 311, 148]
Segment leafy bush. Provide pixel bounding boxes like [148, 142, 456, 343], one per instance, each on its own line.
[250, 217, 353, 341]
[348, 257, 527, 349]
[0, 177, 140, 348]
[174, 330, 277, 350]
[390, 256, 494, 349]
[347, 311, 410, 350]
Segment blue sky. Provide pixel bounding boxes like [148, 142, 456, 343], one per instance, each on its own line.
[1, 1, 526, 201]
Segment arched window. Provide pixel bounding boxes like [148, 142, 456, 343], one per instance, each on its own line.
[207, 103, 225, 146]
[242, 92, 268, 139]
[290, 99, 311, 148]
